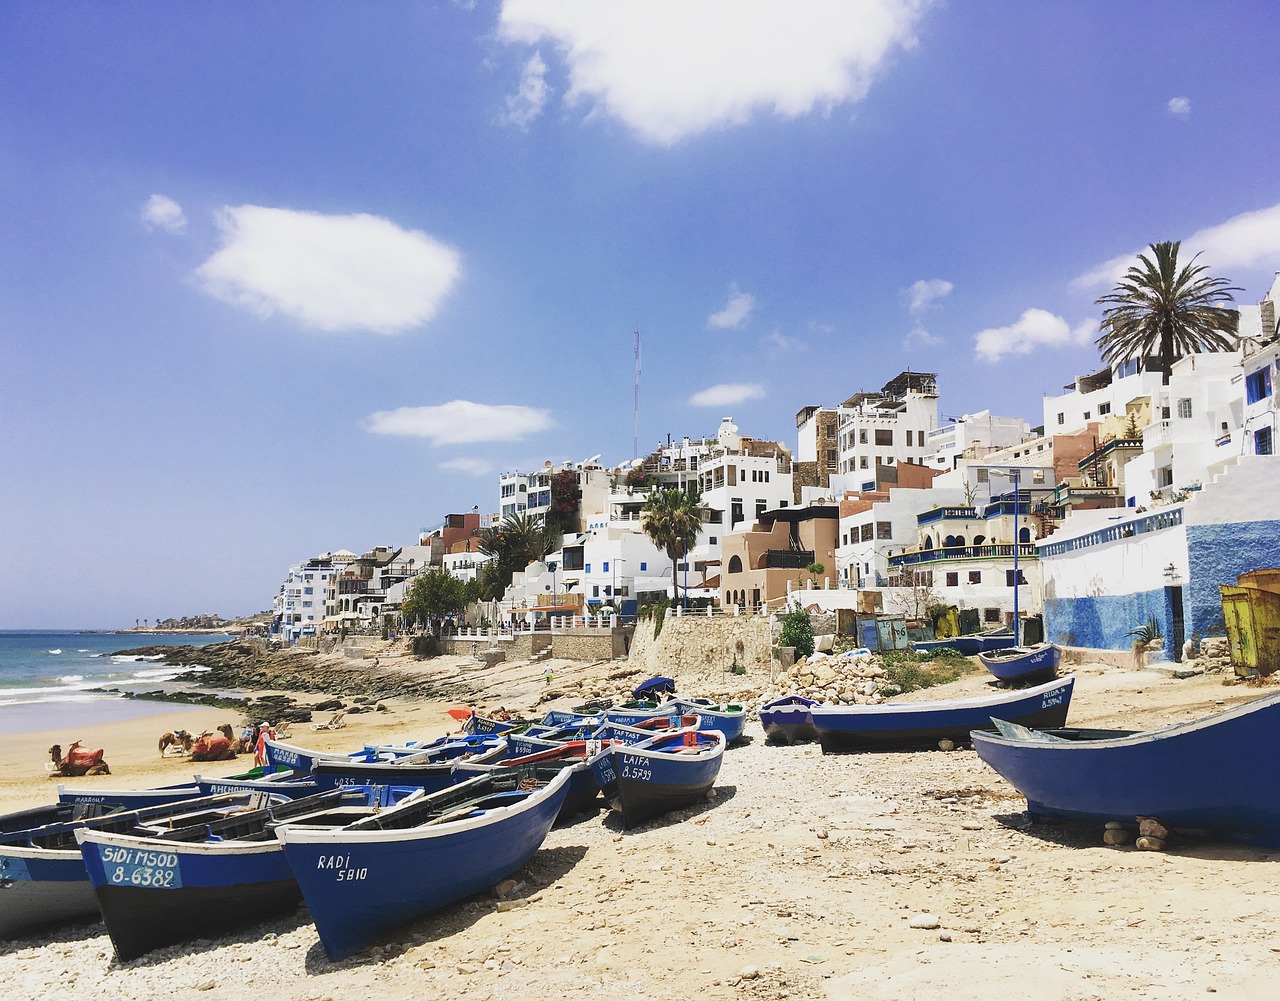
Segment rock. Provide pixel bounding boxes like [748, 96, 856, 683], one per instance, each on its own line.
[1104, 821, 1127, 830]
[493, 879, 519, 898]
[194, 982, 217, 992]
[740, 965, 760, 980]
[1138, 817, 1170, 840]
[908, 914, 941, 930]
[938, 932, 952, 942]
[937, 739, 955, 752]
[497, 898, 530, 912]
[1136, 836, 1166, 851]
[1103, 828, 1131, 846]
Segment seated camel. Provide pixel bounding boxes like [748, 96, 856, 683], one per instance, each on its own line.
[218, 723, 254, 755]
[49, 742, 110, 777]
[159, 729, 194, 756]
[190, 731, 237, 762]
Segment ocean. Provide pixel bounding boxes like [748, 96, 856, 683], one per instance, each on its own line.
[0, 629, 232, 735]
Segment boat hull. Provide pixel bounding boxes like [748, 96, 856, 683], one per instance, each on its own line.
[0, 847, 97, 939]
[971, 691, 1280, 847]
[279, 771, 571, 960]
[759, 697, 819, 745]
[591, 730, 725, 828]
[978, 643, 1061, 683]
[811, 676, 1075, 751]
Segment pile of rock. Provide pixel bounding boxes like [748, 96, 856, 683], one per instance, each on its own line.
[779, 649, 890, 705]
[1193, 637, 1233, 674]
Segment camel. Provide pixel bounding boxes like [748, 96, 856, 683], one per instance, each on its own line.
[158, 729, 194, 756]
[218, 723, 254, 755]
[189, 731, 237, 762]
[48, 742, 110, 777]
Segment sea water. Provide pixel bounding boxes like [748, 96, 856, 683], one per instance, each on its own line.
[0, 629, 232, 735]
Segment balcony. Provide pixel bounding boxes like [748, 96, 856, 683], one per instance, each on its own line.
[917, 506, 978, 525]
[888, 543, 1037, 568]
[764, 550, 816, 570]
[1143, 420, 1174, 448]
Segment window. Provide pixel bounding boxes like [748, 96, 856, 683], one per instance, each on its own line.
[1057, 413, 1065, 425]
[859, 456, 869, 469]
[639, 562, 647, 571]
[875, 521, 892, 540]
[585, 564, 591, 573]
[983, 608, 1002, 623]
[1177, 398, 1192, 419]
[1005, 569, 1027, 586]
[727, 555, 743, 573]
[875, 428, 893, 446]
[1098, 402, 1111, 415]
[1158, 466, 1174, 487]
[1256, 427, 1274, 456]
[968, 570, 981, 584]
[592, 586, 599, 597]
[1247, 368, 1273, 404]
[976, 468, 989, 483]
[859, 429, 868, 444]
[755, 500, 767, 519]
[906, 430, 914, 446]
[1083, 411, 1091, 419]
[945, 572, 958, 587]
[709, 536, 717, 545]
[602, 561, 609, 572]
[860, 524, 874, 542]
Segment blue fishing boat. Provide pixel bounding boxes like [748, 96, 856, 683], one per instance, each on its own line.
[463, 710, 536, 735]
[278, 768, 572, 960]
[911, 627, 1015, 656]
[454, 739, 609, 820]
[0, 792, 289, 941]
[810, 675, 1075, 751]
[591, 727, 725, 828]
[971, 691, 1280, 848]
[77, 787, 398, 960]
[671, 698, 746, 743]
[603, 701, 672, 728]
[262, 735, 435, 774]
[308, 734, 508, 793]
[759, 695, 820, 745]
[978, 643, 1061, 684]
[55, 780, 205, 810]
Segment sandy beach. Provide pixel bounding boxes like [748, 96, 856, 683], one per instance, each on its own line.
[2, 649, 1277, 1001]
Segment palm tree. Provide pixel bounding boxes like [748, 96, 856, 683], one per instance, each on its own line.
[476, 512, 558, 600]
[1095, 241, 1241, 385]
[642, 485, 704, 604]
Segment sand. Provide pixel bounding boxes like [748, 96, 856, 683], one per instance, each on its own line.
[2, 654, 1277, 1001]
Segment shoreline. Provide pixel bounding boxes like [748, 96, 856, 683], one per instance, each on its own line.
[2, 651, 1278, 999]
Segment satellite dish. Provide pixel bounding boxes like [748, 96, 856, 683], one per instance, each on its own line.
[583, 453, 602, 466]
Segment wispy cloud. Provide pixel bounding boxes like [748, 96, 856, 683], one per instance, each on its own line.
[904, 324, 943, 349]
[766, 329, 804, 353]
[363, 400, 554, 445]
[906, 277, 952, 314]
[689, 382, 766, 407]
[1167, 96, 1191, 118]
[502, 51, 551, 129]
[1072, 202, 1280, 291]
[707, 285, 756, 329]
[498, 0, 931, 146]
[195, 206, 462, 333]
[142, 194, 187, 233]
[974, 309, 1092, 364]
[439, 456, 496, 476]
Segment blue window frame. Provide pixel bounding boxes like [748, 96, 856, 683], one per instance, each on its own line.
[585, 564, 591, 573]
[1256, 426, 1274, 456]
[639, 562, 647, 571]
[603, 561, 609, 572]
[1246, 367, 1273, 404]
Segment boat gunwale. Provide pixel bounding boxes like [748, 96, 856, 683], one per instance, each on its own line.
[809, 676, 1074, 719]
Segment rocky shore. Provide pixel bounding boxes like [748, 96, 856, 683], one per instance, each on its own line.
[3, 650, 1279, 1000]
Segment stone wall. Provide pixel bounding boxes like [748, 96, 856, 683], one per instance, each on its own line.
[627, 612, 774, 688]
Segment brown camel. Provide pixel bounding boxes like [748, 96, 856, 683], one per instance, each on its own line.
[48, 742, 111, 777]
[190, 731, 237, 762]
[217, 723, 254, 755]
[158, 729, 194, 755]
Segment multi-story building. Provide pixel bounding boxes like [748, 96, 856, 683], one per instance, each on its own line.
[273, 551, 351, 640]
[921, 409, 1031, 472]
[720, 503, 839, 612]
[828, 371, 941, 494]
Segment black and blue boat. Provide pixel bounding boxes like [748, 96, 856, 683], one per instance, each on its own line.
[672, 698, 746, 743]
[278, 767, 572, 960]
[591, 727, 725, 828]
[971, 690, 1280, 848]
[454, 739, 609, 821]
[810, 675, 1075, 751]
[759, 695, 820, 745]
[978, 643, 1061, 684]
[307, 734, 508, 793]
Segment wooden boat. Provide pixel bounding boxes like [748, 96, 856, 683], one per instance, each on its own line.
[55, 781, 205, 810]
[77, 787, 399, 960]
[978, 643, 1061, 683]
[463, 710, 536, 735]
[278, 768, 572, 960]
[910, 627, 1015, 656]
[672, 698, 746, 743]
[971, 691, 1280, 848]
[759, 695, 820, 745]
[261, 736, 426, 774]
[603, 701, 672, 728]
[0, 792, 289, 941]
[591, 727, 725, 829]
[453, 739, 611, 820]
[810, 675, 1075, 751]
[307, 734, 508, 793]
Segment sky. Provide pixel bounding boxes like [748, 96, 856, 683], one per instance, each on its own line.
[3, 2, 1279, 628]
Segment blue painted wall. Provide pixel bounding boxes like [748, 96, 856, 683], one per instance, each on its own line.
[1186, 520, 1280, 642]
[1045, 587, 1169, 654]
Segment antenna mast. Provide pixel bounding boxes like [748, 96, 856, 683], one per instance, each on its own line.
[633, 329, 641, 460]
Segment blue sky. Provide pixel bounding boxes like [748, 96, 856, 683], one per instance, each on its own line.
[3, 2, 1278, 627]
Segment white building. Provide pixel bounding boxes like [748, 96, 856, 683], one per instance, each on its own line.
[831, 371, 941, 493]
[274, 551, 351, 640]
[921, 409, 1032, 472]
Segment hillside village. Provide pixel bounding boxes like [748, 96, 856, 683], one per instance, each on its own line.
[273, 273, 1280, 670]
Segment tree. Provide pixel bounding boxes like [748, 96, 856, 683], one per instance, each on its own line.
[401, 567, 469, 636]
[779, 605, 815, 658]
[642, 484, 703, 602]
[545, 469, 582, 538]
[475, 512, 557, 601]
[1095, 241, 1241, 386]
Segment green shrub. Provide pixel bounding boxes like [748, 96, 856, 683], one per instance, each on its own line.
[880, 649, 977, 695]
[779, 606, 815, 658]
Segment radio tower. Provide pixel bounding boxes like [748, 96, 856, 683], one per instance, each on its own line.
[633, 329, 641, 461]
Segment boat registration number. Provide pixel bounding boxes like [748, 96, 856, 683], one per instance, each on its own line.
[619, 755, 652, 782]
[99, 846, 181, 888]
[1040, 694, 1064, 708]
[316, 854, 368, 881]
[271, 748, 302, 767]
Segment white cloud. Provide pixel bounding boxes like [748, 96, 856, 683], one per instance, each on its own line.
[502, 51, 551, 129]
[195, 206, 462, 333]
[766, 330, 804, 353]
[707, 286, 756, 329]
[689, 382, 766, 407]
[1167, 96, 1191, 117]
[1072, 202, 1280, 291]
[439, 457, 496, 477]
[974, 309, 1093, 364]
[498, 0, 931, 146]
[904, 324, 942, 349]
[142, 194, 187, 233]
[363, 400, 554, 445]
[906, 278, 952, 314]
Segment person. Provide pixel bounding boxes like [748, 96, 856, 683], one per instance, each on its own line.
[545, 666, 553, 686]
[471, 641, 478, 659]
[254, 721, 275, 768]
